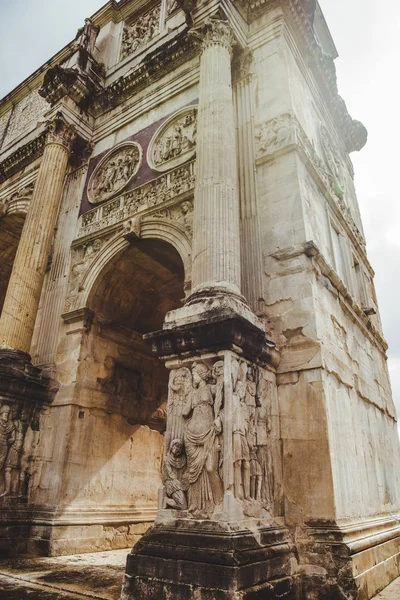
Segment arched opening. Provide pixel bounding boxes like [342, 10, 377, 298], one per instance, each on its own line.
[0, 212, 26, 315]
[64, 237, 185, 548]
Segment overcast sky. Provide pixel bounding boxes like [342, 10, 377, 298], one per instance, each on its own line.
[0, 0, 399, 416]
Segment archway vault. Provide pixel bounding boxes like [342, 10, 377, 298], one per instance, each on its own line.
[74, 216, 192, 313]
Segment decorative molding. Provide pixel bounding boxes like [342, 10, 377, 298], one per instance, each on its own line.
[272, 241, 388, 355]
[87, 141, 142, 204]
[39, 63, 103, 108]
[0, 133, 46, 183]
[93, 31, 200, 116]
[121, 4, 162, 61]
[1, 183, 35, 216]
[79, 160, 195, 238]
[147, 106, 197, 172]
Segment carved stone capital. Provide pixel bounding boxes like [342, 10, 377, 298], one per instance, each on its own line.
[45, 114, 76, 152]
[192, 18, 235, 55]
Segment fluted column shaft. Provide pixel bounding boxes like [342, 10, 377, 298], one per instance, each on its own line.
[0, 115, 75, 354]
[233, 60, 265, 314]
[191, 19, 241, 297]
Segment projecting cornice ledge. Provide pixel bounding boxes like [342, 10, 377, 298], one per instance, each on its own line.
[0, 132, 46, 184]
[92, 31, 200, 115]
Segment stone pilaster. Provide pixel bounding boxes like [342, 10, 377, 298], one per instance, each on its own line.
[233, 53, 265, 315]
[190, 18, 241, 299]
[0, 114, 75, 356]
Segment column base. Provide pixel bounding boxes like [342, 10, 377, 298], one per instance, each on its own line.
[121, 519, 300, 600]
[298, 515, 400, 600]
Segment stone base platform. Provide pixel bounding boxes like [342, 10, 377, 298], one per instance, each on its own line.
[121, 519, 300, 600]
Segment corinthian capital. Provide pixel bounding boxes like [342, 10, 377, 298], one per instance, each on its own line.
[45, 114, 76, 152]
[192, 18, 235, 54]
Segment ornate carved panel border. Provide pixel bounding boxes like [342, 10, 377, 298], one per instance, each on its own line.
[147, 106, 197, 172]
[87, 141, 142, 205]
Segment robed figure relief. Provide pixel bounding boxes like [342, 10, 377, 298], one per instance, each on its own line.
[163, 361, 224, 517]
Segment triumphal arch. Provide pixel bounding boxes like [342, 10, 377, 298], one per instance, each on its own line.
[0, 0, 399, 598]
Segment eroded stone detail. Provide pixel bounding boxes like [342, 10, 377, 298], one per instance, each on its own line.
[65, 232, 116, 312]
[161, 356, 274, 519]
[320, 123, 346, 200]
[2, 91, 48, 148]
[121, 5, 161, 60]
[79, 161, 195, 238]
[0, 402, 39, 498]
[148, 107, 197, 172]
[88, 142, 142, 204]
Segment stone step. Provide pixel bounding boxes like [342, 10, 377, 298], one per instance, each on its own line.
[372, 577, 400, 599]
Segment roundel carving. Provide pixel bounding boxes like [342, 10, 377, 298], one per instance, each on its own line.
[147, 106, 197, 172]
[88, 141, 142, 205]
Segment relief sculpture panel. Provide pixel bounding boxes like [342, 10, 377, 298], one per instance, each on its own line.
[0, 402, 39, 499]
[161, 355, 275, 520]
[88, 142, 142, 205]
[148, 107, 197, 172]
[121, 4, 161, 60]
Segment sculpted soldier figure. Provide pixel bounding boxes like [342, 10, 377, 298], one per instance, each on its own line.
[1, 404, 30, 497]
[232, 380, 251, 500]
[0, 405, 15, 489]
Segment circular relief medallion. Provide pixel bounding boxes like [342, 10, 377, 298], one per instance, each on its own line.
[148, 106, 198, 172]
[88, 141, 142, 204]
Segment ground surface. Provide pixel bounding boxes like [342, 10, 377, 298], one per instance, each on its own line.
[0, 549, 399, 599]
[0, 549, 127, 599]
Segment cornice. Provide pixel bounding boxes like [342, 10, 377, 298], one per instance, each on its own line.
[92, 30, 200, 116]
[0, 133, 46, 184]
[248, 0, 367, 154]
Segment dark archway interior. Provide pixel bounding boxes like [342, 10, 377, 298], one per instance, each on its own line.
[0, 213, 25, 314]
[90, 238, 184, 334]
[67, 238, 185, 513]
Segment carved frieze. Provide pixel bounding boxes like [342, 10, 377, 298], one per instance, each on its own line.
[79, 161, 195, 238]
[0, 401, 40, 499]
[87, 142, 142, 205]
[161, 356, 274, 518]
[2, 91, 48, 149]
[148, 107, 197, 172]
[121, 4, 161, 61]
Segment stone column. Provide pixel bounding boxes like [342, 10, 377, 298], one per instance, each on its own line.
[233, 53, 265, 315]
[0, 114, 75, 356]
[190, 19, 241, 299]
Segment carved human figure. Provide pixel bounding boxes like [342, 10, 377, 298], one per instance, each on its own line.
[183, 362, 223, 515]
[166, 367, 192, 447]
[256, 377, 273, 510]
[164, 439, 189, 509]
[211, 360, 224, 479]
[1, 405, 30, 497]
[75, 18, 100, 55]
[232, 380, 250, 500]
[0, 405, 15, 496]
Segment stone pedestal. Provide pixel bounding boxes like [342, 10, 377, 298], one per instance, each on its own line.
[122, 520, 300, 600]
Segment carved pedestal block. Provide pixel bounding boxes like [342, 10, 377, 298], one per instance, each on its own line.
[122, 520, 300, 600]
[122, 314, 298, 599]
